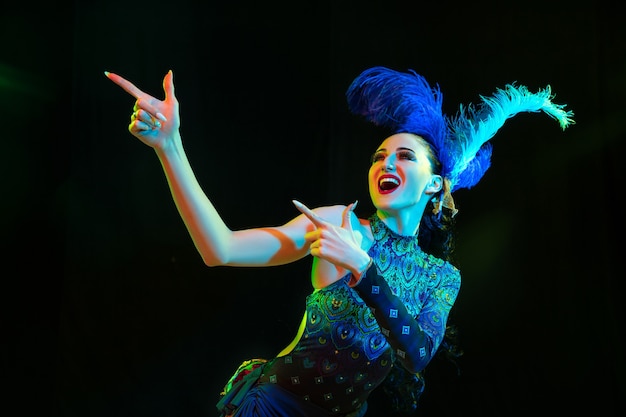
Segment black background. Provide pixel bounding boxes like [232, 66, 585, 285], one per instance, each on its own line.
[2, 1, 625, 416]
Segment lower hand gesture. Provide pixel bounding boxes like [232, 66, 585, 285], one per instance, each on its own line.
[292, 200, 370, 276]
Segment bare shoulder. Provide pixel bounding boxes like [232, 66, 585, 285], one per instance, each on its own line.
[354, 213, 374, 249]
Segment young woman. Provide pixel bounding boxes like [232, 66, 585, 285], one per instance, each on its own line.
[106, 66, 573, 416]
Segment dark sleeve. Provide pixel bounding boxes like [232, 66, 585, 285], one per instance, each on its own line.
[352, 263, 460, 374]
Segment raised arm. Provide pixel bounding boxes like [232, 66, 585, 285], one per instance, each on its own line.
[105, 70, 312, 267]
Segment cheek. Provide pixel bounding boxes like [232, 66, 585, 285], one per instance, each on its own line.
[406, 170, 429, 191]
[368, 168, 377, 188]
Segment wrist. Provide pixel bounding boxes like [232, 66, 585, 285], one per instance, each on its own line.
[349, 256, 373, 288]
[154, 132, 183, 157]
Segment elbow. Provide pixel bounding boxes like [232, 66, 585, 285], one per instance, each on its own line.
[397, 340, 435, 374]
[194, 234, 235, 267]
[201, 252, 229, 267]
[198, 246, 230, 267]
[398, 353, 431, 375]
[202, 258, 222, 267]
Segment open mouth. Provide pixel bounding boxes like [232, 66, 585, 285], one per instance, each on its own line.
[378, 175, 400, 194]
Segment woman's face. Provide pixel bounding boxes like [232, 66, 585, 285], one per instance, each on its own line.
[368, 133, 442, 213]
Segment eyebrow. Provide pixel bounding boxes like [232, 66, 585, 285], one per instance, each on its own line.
[375, 147, 416, 153]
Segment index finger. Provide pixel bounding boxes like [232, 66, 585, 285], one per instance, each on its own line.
[292, 200, 326, 228]
[104, 71, 148, 100]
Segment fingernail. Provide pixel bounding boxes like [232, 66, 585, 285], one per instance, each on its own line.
[155, 120, 162, 128]
[292, 200, 302, 207]
[352, 200, 358, 210]
[104, 71, 110, 77]
[156, 112, 167, 121]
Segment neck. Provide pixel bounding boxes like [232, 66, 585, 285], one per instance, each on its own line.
[375, 208, 424, 236]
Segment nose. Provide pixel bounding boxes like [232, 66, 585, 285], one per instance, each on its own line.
[382, 155, 395, 171]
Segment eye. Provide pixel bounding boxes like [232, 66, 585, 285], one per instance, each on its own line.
[371, 152, 386, 164]
[397, 150, 417, 161]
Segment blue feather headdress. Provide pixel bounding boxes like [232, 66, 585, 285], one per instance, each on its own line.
[346, 66, 575, 197]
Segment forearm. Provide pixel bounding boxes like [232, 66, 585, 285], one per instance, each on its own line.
[352, 264, 434, 373]
[154, 132, 233, 266]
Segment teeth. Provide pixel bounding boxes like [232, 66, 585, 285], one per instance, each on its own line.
[379, 178, 399, 186]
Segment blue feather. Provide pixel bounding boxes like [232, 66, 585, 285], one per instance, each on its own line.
[446, 84, 575, 191]
[346, 67, 575, 194]
[346, 67, 448, 154]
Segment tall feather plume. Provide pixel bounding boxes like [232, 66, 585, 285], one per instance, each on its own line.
[346, 67, 575, 195]
[346, 67, 448, 156]
[446, 84, 575, 191]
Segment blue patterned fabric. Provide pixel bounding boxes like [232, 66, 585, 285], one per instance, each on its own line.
[216, 363, 360, 417]
[363, 213, 461, 371]
[217, 213, 461, 416]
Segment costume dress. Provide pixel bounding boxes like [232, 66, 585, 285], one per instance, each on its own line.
[217, 214, 461, 417]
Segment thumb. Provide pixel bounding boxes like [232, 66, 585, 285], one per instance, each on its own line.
[341, 200, 358, 230]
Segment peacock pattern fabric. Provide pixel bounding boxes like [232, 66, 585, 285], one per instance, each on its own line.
[243, 213, 461, 415]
